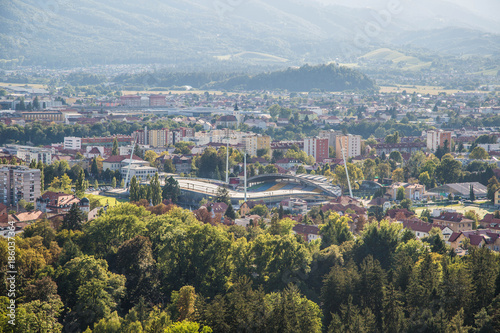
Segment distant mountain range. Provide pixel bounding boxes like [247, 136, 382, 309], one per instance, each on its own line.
[1, 0, 499, 68]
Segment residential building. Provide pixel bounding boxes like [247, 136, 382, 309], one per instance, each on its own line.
[480, 213, 500, 233]
[319, 130, 342, 148]
[64, 136, 82, 150]
[120, 95, 142, 107]
[21, 111, 64, 122]
[385, 182, 425, 201]
[373, 142, 426, 155]
[149, 128, 173, 147]
[433, 212, 475, 233]
[4, 145, 53, 165]
[449, 230, 500, 252]
[102, 155, 144, 172]
[149, 94, 167, 106]
[426, 130, 452, 152]
[280, 198, 307, 215]
[215, 115, 238, 129]
[245, 135, 271, 157]
[81, 135, 133, 148]
[293, 224, 321, 243]
[304, 137, 329, 163]
[239, 200, 266, 216]
[495, 189, 500, 206]
[121, 165, 158, 184]
[36, 191, 87, 214]
[402, 218, 453, 240]
[335, 134, 362, 159]
[0, 165, 41, 206]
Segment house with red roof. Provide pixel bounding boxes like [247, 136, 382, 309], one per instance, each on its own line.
[36, 192, 88, 214]
[449, 230, 500, 252]
[293, 224, 321, 243]
[480, 213, 500, 233]
[11, 210, 44, 223]
[433, 212, 475, 232]
[402, 218, 453, 240]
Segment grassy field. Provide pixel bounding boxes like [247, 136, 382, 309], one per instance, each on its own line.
[0, 82, 47, 89]
[414, 203, 495, 218]
[86, 194, 127, 207]
[379, 85, 470, 95]
[360, 48, 432, 71]
[215, 51, 288, 63]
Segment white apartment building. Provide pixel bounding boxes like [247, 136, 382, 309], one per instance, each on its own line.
[64, 137, 82, 150]
[4, 145, 53, 165]
[121, 165, 158, 184]
[335, 134, 362, 159]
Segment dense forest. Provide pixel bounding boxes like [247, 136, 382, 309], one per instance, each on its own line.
[206, 64, 377, 92]
[1, 203, 499, 332]
[112, 64, 376, 92]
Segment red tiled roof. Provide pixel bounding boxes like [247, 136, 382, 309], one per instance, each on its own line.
[12, 210, 44, 222]
[403, 220, 443, 233]
[293, 224, 320, 235]
[436, 212, 473, 223]
[40, 192, 80, 207]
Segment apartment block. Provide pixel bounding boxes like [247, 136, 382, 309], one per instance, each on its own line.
[245, 135, 271, 157]
[4, 145, 53, 165]
[0, 165, 41, 206]
[149, 129, 173, 147]
[335, 134, 362, 159]
[319, 130, 342, 148]
[304, 137, 329, 163]
[64, 136, 82, 150]
[427, 130, 452, 152]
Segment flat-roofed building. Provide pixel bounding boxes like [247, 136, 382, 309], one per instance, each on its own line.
[0, 165, 41, 206]
[335, 134, 362, 159]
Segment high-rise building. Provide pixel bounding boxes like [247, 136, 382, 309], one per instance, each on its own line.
[0, 165, 41, 206]
[304, 137, 329, 163]
[148, 129, 173, 147]
[335, 134, 362, 159]
[319, 130, 342, 148]
[244, 135, 271, 157]
[426, 130, 452, 152]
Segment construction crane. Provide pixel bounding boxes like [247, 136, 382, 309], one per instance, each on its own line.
[123, 137, 137, 190]
[339, 139, 353, 198]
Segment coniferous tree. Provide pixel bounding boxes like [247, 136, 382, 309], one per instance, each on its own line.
[279, 203, 284, 219]
[111, 177, 117, 188]
[61, 203, 86, 231]
[470, 184, 476, 201]
[75, 169, 85, 196]
[129, 176, 139, 202]
[225, 203, 236, 220]
[112, 137, 119, 156]
[162, 176, 180, 203]
[150, 173, 162, 206]
[91, 157, 99, 177]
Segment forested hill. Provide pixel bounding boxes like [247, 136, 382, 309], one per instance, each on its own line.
[208, 64, 376, 92]
[112, 63, 376, 92]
